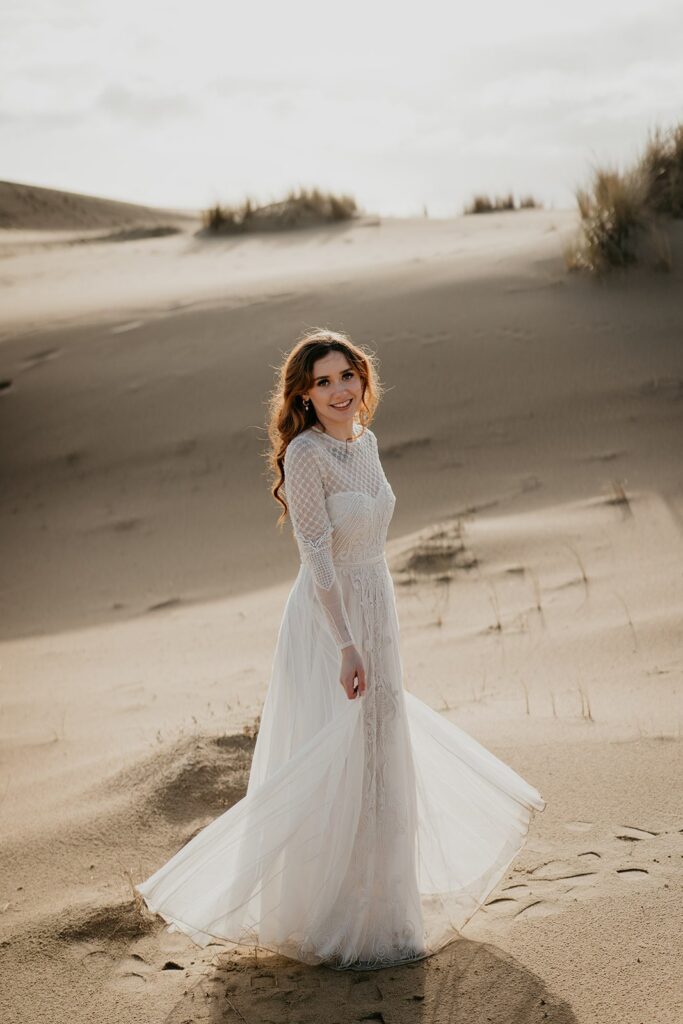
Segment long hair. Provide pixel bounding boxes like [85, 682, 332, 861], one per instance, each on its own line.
[266, 328, 384, 526]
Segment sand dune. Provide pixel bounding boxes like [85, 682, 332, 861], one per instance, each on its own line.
[0, 185, 682, 1024]
[0, 178, 196, 232]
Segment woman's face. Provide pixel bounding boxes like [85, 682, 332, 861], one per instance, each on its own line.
[302, 349, 363, 429]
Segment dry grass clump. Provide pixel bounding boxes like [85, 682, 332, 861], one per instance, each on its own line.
[566, 121, 683, 276]
[569, 167, 649, 272]
[201, 187, 358, 235]
[464, 192, 543, 214]
[641, 122, 683, 217]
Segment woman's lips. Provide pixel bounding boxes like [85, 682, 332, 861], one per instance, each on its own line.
[331, 398, 352, 409]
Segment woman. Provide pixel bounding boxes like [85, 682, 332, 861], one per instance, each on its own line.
[135, 328, 546, 971]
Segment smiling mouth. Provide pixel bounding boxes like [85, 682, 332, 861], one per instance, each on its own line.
[331, 398, 352, 409]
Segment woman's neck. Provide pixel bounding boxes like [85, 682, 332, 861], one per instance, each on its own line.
[312, 417, 357, 442]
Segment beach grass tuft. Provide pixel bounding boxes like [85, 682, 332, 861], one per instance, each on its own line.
[464, 193, 543, 214]
[566, 121, 683, 275]
[201, 187, 358, 234]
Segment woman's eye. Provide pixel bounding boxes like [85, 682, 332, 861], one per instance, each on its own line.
[316, 372, 353, 387]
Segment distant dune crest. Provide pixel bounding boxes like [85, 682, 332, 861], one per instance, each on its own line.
[0, 179, 197, 231]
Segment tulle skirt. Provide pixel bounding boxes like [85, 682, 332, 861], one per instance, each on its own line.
[136, 558, 546, 969]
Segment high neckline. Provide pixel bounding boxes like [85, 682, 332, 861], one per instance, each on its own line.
[308, 421, 365, 446]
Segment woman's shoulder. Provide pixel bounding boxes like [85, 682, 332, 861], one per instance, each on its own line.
[283, 430, 321, 469]
[286, 429, 318, 451]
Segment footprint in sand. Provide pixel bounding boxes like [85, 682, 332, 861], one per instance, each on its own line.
[482, 892, 557, 922]
[514, 899, 555, 919]
[474, 821, 677, 937]
[349, 974, 383, 1003]
[530, 860, 598, 884]
[249, 970, 277, 990]
[481, 896, 521, 919]
[615, 825, 660, 841]
[111, 953, 153, 991]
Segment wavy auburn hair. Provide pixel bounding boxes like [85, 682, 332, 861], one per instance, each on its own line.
[266, 328, 384, 527]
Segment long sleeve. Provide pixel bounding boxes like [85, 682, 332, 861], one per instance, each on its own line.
[283, 438, 356, 650]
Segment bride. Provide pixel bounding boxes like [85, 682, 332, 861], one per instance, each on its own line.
[135, 328, 546, 971]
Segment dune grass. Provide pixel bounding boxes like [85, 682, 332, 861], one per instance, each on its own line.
[201, 187, 358, 235]
[464, 193, 542, 214]
[566, 121, 683, 275]
[641, 122, 683, 217]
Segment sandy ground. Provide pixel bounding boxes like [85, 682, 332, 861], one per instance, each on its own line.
[0, 187, 682, 1024]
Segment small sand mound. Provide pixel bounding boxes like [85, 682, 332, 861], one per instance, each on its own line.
[394, 521, 478, 583]
[56, 900, 155, 943]
[102, 730, 256, 827]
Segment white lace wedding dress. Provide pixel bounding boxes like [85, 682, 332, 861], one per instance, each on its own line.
[136, 421, 546, 970]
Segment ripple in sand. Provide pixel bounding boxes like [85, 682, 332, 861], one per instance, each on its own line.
[380, 435, 432, 459]
[20, 347, 60, 369]
[146, 597, 183, 613]
[110, 320, 145, 334]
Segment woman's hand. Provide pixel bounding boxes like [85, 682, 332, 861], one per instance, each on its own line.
[340, 645, 366, 700]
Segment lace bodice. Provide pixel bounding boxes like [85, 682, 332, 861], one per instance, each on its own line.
[282, 422, 395, 650]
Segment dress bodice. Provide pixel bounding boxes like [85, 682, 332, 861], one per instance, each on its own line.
[301, 424, 396, 564]
[282, 422, 396, 649]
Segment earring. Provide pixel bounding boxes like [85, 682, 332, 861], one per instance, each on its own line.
[302, 396, 310, 410]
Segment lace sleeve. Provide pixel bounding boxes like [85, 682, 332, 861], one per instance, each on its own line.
[283, 438, 356, 650]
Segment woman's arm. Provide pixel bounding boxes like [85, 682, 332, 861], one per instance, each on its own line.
[283, 438, 356, 650]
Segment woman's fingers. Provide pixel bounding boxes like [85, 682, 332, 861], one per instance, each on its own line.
[340, 653, 367, 699]
[341, 674, 358, 699]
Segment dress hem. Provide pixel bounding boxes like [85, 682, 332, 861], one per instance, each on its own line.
[134, 795, 544, 971]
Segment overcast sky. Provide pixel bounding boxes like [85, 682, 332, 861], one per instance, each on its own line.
[1, 0, 681, 216]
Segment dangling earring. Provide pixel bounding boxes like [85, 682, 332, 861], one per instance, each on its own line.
[302, 396, 310, 411]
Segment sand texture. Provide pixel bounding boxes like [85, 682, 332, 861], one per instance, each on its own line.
[1, 187, 682, 1023]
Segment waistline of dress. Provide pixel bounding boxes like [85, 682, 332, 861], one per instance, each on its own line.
[299, 552, 387, 573]
[334, 552, 387, 568]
